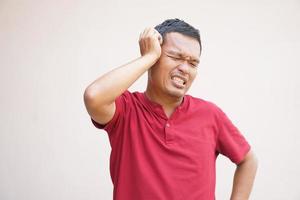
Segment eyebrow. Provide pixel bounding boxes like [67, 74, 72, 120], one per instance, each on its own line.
[166, 50, 200, 63]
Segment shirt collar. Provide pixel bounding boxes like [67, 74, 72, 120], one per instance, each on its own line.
[138, 91, 189, 119]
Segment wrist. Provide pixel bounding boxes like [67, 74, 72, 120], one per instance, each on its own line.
[141, 53, 160, 66]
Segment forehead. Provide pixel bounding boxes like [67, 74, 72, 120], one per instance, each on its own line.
[162, 32, 200, 58]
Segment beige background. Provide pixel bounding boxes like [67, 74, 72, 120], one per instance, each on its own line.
[1, 0, 299, 199]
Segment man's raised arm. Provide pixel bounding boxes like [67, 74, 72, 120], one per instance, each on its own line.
[83, 28, 162, 125]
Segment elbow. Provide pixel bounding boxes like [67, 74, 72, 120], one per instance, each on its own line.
[83, 86, 110, 109]
[83, 87, 98, 108]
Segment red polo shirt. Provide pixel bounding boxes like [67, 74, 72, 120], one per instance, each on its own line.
[91, 91, 250, 200]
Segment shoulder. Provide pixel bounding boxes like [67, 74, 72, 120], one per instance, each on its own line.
[117, 90, 139, 102]
[186, 94, 221, 113]
[116, 91, 146, 108]
[188, 95, 238, 127]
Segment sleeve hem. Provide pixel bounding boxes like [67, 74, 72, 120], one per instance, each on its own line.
[90, 100, 124, 132]
[232, 144, 251, 165]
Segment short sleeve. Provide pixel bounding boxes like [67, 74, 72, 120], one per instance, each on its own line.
[90, 90, 131, 133]
[215, 106, 251, 164]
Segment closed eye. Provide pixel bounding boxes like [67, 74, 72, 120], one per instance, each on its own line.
[168, 55, 180, 60]
[167, 54, 199, 67]
[190, 62, 198, 68]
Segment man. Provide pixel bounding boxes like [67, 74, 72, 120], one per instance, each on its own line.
[84, 19, 258, 200]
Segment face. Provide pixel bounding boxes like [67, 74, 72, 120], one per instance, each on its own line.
[148, 32, 201, 99]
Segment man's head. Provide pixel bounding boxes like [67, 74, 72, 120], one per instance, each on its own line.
[155, 18, 202, 54]
[147, 19, 201, 100]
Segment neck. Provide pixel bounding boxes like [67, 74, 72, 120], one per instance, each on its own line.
[145, 86, 183, 118]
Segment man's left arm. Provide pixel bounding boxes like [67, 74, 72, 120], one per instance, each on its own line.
[230, 150, 258, 200]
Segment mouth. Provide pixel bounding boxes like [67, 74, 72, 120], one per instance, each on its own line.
[171, 75, 187, 89]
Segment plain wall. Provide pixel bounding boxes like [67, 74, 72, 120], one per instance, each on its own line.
[1, 0, 299, 199]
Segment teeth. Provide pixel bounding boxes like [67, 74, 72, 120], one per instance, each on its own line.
[172, 77, 185, 85]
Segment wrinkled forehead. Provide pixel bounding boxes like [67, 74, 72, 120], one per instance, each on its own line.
[162, 32, 201, 58]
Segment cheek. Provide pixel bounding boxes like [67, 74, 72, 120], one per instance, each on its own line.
[150, 66, 169, 84]
[152, 58, 178, 82]
[187, 70, 197, 84]
[192, 70, 198, 79]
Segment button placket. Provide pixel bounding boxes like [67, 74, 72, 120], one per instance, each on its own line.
[164, 121, 174, 143]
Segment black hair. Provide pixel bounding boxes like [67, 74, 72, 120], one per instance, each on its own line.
[154, 18, 202, 53]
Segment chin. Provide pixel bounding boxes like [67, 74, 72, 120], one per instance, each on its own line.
[166, 89, 186, 99]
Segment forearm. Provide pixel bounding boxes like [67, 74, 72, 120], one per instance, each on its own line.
[230, 151, 258, 200]
[84, 54, 157, 105]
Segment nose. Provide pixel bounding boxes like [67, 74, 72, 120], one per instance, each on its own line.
[177, 61, 189, 74]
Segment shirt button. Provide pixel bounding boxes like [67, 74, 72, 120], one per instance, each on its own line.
[166, 123, 170, 127]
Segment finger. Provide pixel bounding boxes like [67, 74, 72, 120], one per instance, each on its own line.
[139, 27, 151, 40]
[153, 29, 163, 44]
[142, 27, 152, 38]
[157, 32, 163, 45]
